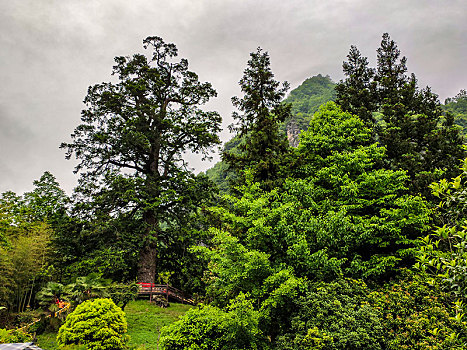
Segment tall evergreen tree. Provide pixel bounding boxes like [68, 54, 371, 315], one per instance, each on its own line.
[61, 36, 221, 283]
[336, 33, 465, 196]
[336, 45, 377, 125]
[223, 48, 291, 191]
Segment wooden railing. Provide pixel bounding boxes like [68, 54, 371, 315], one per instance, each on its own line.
[137, 283, 194, 305]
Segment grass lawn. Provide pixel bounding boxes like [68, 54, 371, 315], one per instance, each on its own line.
[35, 300, 192, 350]
[125, 300, 192, 349]
[35, 332, 85, 350]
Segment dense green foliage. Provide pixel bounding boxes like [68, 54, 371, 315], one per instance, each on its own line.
[0, 217, 51, 313]
[160, 295, 267, 350]
[3, 34, 467, 350]
[223, 47, 291, 191]
[0, 328, 33, 343]
[277, 279, 385, 350]
[444, 89, 467, 136]
[275, 275, 467, 349]
[336, 33, 465, 196]
[57, 298, 128, 350]
[371, 274, 467, 349]
[61, 36, 221, 283]
[188, 103, 434, 347]
[202, 104, 431, 290]
[207, 74, 336, 192]
[415, 158, 467, 308]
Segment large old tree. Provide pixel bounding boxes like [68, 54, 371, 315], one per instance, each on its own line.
[61, 36, 221, 283]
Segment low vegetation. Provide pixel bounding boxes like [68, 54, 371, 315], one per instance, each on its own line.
[2, 32, 467, 349]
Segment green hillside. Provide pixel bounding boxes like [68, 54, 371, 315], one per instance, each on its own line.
[282, 74, 336, 136]
[206, 74, 336, 192]
[443, 89, 467, 136]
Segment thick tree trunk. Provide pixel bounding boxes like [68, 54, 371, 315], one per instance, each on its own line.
[137, 211, 158, 283]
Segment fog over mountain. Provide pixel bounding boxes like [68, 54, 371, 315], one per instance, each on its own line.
[1, 0, 465, 194]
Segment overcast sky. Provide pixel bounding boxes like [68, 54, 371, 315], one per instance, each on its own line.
[1, 0, 466, 194]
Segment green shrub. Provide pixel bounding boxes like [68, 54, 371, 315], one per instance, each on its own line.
[57, 298, 128, 350]
[370, 273, 467, 349]
[160, 294, 267, 349]
[107, 282, 139, 311]
[0, 328, 33, 343]
[276, 279, 385, 350]
[14, 312, 35, 327]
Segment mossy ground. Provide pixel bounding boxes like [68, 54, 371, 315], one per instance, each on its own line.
[35, 300, 192, 350]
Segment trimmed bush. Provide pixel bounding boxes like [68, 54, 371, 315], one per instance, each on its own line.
[57, 298, 128, 350]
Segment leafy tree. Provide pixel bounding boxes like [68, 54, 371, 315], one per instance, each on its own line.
[429, 157, 467, 227]
[64, 273, 112, 305]
[160, 294, 268, 350]
[276, 279, 385, 350]
[197, 103, 432, 345]
[0, 177, 68, 313]
[335, 46, 377, 125]
[0, 191, 27, 229]
[291, 103, 431, 278]
[36, 281, 66, 310]
[52, 213, 142, 282]
[370, 273, 467, 349]
[0, 221, 52, 312]
[415, 158, 467, 305]
[61, 36, 221, 283]
[207, 74, 336, 193]
[194, 228, 274, 305]
[444, 89, 467, 136]
[223, 48, 291, 191]
[212, 103, 431, 281]
[23, 171, 69, 223]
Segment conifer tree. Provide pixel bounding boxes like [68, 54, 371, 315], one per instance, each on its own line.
[61, 36, 221, 283]
[223, 48, 291, 191]
[336, 45, 377, 125]
[336, 33, 465, 196]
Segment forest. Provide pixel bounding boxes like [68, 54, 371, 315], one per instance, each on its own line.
[2, 33, 467, 349]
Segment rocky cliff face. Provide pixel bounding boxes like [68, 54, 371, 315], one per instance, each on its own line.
[286, 120, 300, 147]
[283, 74, 337, 148]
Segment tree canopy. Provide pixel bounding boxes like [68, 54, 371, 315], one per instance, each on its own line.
[61, 36, 221, 283]
[336, 33, 465, 196]
[223, 48, 291, 191]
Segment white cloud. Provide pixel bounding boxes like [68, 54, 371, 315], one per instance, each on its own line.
[0, 0, 465, 193]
